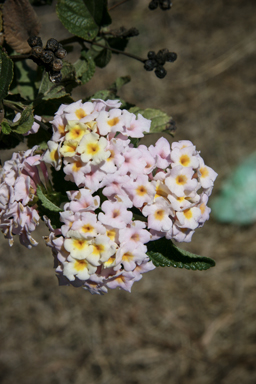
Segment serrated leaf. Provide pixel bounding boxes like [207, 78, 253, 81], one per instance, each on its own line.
[37, 185, 63, 212]
[146, 237, 215, 270]
[0, 48, 14, 101]
[129, 107, 174, 135]
[74, 50, 95, 85]
[56, 0, 111, 41]
[37, 62, 76, 102]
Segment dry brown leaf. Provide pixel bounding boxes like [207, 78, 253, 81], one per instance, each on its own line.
[3, 0, 41, 54]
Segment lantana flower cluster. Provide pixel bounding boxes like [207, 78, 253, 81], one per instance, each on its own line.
[0, 147, 47, 248]
[40, 99, 217, 294]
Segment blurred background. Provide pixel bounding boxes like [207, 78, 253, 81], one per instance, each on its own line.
[1, 0, 256, 383]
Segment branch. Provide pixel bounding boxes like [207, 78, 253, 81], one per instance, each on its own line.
[59, 36, 145, 63]
[108, 0, 130, 11]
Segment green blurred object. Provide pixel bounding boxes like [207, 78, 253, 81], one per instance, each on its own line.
[210, 152, 256, 225]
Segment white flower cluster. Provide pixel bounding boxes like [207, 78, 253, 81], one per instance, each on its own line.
[42, 99, 217, 294]
[0, 147, 43, 248]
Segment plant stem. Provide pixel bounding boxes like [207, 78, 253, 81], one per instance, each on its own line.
[10, 53, 31, 61]
[59, 36, 145, 63]
[108, 0, 130, 11]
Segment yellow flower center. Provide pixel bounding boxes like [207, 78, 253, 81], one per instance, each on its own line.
[154, 209, 165, 221]
[108, 117, 120, 127]
[200, 167, 209, 178]
[176, 175, 187, 185]
[184, 209, 192, 219]
[136, 185, 147, 196]
[180, 154, 190, 166]
[75, 108, 87, 119]
[74, 259, 88, 271]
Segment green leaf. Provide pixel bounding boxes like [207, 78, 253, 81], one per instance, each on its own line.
[2, 104, 34, 135]
[56, 0, 111, 41]
[90, 76, 131, 102]
[36, 62, 76, 102]
[110, 76, 131, 92]
[74, 50, 96, 85]
[1, 121, 12, 135]
[147, 237, 215, 270]
[12, 104, 34, 134]
[10, 60, 37, 100]
[129, 107, 174, 135]
[0, 48, 14, 101]
[37, 185, 63, 212]
[89, 38, 111, 68]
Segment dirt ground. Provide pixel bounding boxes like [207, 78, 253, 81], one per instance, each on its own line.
[1, 0, 256, 383]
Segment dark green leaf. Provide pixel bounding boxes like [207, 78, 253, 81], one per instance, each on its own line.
[2, 104, 34, 135]
[37, 185, 63, 212]
[27, 126, 52, 150]
[107, 36, 129, 52]
[147, 237, 215, 270]
[51, 165, 78, 195]
[36, 62, 76, 102]
[34, 95, 74, 119]
[89, 38, 111, 68]
[56, 0, 111, 41]
[0, 131, 23, 150]
[90, 76, 131, 102]
[10, 60, 38, 100]
[129, 107, 174, 135]
[0, 48, 14, 101]
[74, 50, 96, 85]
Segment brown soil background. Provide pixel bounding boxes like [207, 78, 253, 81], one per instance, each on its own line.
[1, 0, 256, 383]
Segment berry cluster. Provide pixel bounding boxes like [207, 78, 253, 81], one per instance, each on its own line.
[27, 36, 67, 83]
[148, 0, 172, 11]
[144, 49, 177, 78]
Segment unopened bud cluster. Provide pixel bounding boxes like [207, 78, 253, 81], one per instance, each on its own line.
[144, 49, 177, 78]
[28, 36, 67, 83]
[148, 0, 172, 11]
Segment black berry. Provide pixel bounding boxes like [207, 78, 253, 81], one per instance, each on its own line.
[55, 48, 67, 59]
[52, 59, 63, 71]
[46, 38, 59, 52]
[144, 59, 156, 71]
[166, 52, 177, 62]
[155, 66, 167, 78]
[31, 46, 43, 58]
[41, 50, 55, 64]
[147, 51, 156, 60]
[27, 36, 43, 48]
[49, 71, 62, 83]
[148, 0, 158, 10]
